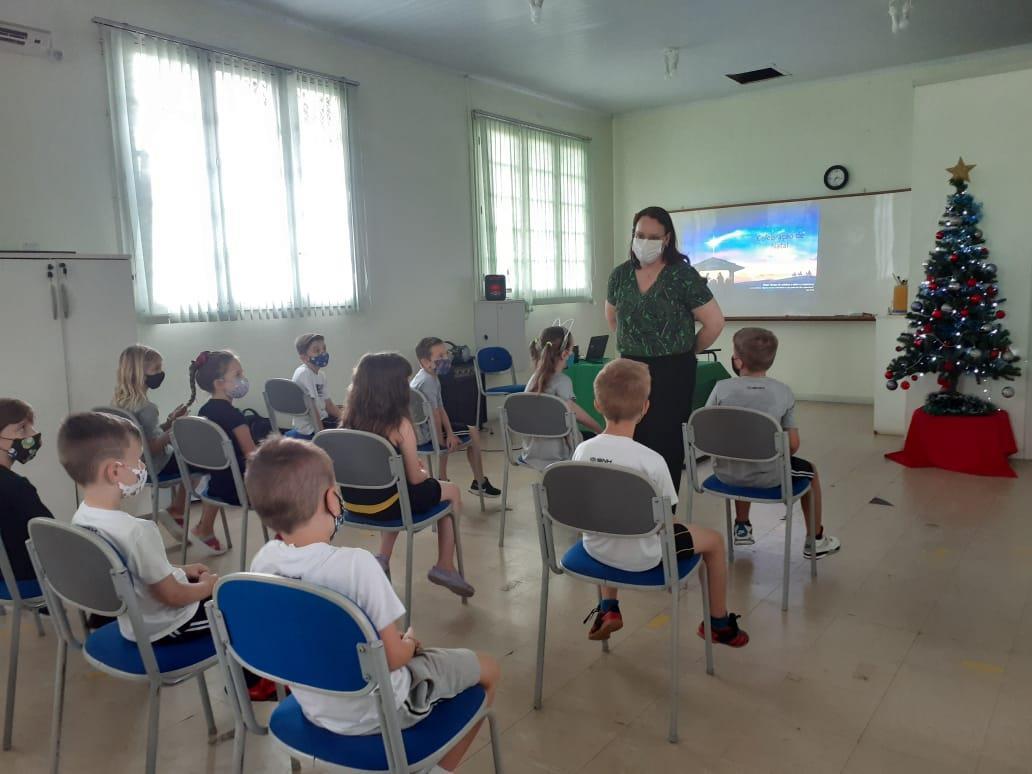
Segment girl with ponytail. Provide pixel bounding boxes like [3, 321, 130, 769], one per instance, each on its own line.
[521, 326, 602, 468]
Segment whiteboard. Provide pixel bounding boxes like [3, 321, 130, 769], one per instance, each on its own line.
[672, 191, 910, 316]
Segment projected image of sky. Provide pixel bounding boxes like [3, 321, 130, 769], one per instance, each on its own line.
[682, 201, 820, 292]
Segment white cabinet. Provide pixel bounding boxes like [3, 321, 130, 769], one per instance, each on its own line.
[0, 254, 136, 518]
[474, 300, 528, 372]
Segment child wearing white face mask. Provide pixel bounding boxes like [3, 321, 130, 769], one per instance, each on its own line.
[187, 349, 258, 555]
[63, 412, 217, 643]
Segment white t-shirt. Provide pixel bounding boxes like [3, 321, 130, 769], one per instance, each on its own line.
[571, 434, 676, 572]
[521, 372, 579, 470]
[292, 364, 330, 436]
[250, 540, 409, 735]
[71, 503, 197, 642]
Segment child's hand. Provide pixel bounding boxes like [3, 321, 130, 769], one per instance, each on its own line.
[446, 433, 461, 452]
[402, 627, 421, 654]
[182, 563, 210, 580]
[198, 571, 219, 593]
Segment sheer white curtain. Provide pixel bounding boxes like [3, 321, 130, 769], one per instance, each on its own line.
[472, 112, 591, 305]
[103, 26, 359, 321]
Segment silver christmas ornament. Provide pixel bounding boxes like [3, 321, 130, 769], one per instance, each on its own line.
[940, 304, 953, 314]
[1002, 386, 1015, 399]
[948, 281, 961, 291]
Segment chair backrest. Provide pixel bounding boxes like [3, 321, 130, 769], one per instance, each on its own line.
[171, 415, 233, 471]
[27, 518, 126, 616]
[93, 405, 159, 477]
[685, 406, 782, 462]
[264, 378, 321, 432]
[539, 461, 662, 537]
[313, 429, 399, 490]
[502, 392, 574, 439]
[477, 346, 514, 374]
[212, 573, 379, 694]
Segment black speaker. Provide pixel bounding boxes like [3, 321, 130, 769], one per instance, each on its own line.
[484, 274, 506, 301]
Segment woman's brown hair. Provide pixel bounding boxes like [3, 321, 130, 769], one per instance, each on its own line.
[340, 352, 413, 440]
[528, 326, 572, 394]
[630, 206, 690, 267]
[186, 350, 238, 408]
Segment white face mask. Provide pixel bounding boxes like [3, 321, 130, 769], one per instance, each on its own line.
[116, 462, 149, 498]
[632, 237, 664, 266]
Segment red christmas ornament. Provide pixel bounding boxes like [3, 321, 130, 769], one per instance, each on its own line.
[931, 310, 943, 319]
[990, 349, 1001, 360]
[926, 274, 934, 282]
[923, 324, 933, 333]
[988, 286, 998, 297]
[971, 294, 983, 303]
[979, 247, 989, 256]
[895, 346, 903, 352]
[911, 375, 919, 381]
[996, 310, 1006, 319]
[884, 370, 893, 379]
[960, 309, 970, 317]
[900, 381, 911, 390]
[967, 278, 977, 287]
[949, 253, 960, 263]
[927, 282, 938, 291]
[936, 231, 945, 240]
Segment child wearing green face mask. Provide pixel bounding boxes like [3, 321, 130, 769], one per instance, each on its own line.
[0, 398, 53, 584]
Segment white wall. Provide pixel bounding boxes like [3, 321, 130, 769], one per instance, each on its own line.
[0, 0, 613, 413]
[902, 68, 1032, 456]
[612, 49, 1032, 404]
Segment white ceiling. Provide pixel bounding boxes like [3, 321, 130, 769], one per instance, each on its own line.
[237, 0, 1032, 112]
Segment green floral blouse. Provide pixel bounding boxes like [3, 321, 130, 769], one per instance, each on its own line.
[607, 259, 713, 357]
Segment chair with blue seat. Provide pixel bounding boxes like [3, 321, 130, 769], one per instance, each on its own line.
[313, 429, 468, 629]
[474, 347, 525, 429]
[409, 389, 484, 512]
[0, 537, 46, 751]
[94, 406, 186, 523]
[532, 462, 714, 744]
[683, 405, 816, 613]
[264, 378, 323, 440]
[206, 573, 502, 774]
[171, 416, 257, 571]
[25, 518, 220, 774]
[497, 392, 577, 547]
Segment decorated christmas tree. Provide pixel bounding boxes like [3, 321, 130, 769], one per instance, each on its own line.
[885, 158, 1021, 415]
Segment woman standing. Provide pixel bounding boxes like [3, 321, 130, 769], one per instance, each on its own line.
[605, 206, 725, 491]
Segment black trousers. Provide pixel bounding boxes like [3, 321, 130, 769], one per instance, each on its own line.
[624, 351, 698, 494]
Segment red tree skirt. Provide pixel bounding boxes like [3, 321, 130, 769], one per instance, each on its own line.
[886, 407, 1018, 478]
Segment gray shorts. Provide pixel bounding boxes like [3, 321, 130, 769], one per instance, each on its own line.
[397, 647, 481, 729]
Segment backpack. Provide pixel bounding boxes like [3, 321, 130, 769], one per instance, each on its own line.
[241, 408, 273, 443]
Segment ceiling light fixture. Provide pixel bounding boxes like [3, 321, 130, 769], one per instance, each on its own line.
[889, 0, 913, 33]
[529, 0, 544, 24]
[664, 47, 679, 79]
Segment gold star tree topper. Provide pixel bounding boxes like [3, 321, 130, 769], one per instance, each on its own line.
[946, 157, 976, 182]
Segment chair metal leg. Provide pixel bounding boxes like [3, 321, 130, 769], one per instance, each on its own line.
[404, 531, 414, 630]
[452, 515, 468, 607]
[668, 583, 680, 744]
[33, 608, 45, 637]
[220, 507, 233, 550]
[49, 640, 68, 774]
[597, 586, 609, 654]
[700, 564, 714, 676]
[499, 460, 509, 547]
[533, 567, 549, 710]
[196, 672, 217, 743]
[231, 719, 246, 774]
[181, 498, 193, 564]
[145, 681, 161, 774]
[725, 499, 734, 563]
[2, 604, 22, 750]
[237, 507, 248, 573]
[781, 501, 793, 612]
[807, 500, 817, 579]
[488, 712, 503, 774]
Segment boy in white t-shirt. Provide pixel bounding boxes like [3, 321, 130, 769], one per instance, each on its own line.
[59, 412, 217, 643]
[289, 333, 342, 438]
[572, 359, 748, 647]
[246, 437, 499, 767]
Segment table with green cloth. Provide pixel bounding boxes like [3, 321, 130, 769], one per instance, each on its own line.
[567, 358, 732, 429]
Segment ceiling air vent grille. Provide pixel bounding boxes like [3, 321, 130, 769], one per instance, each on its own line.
[0, 21, 53, 57]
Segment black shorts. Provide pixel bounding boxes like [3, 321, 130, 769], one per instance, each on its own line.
[790, 456, 815, 482]
[450, 422, 471, 437]
[155, 599, 212, 644]
[342, 477, 443, 519]
[672, 523, 695, 558]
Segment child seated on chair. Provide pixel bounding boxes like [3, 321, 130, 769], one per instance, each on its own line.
[247, 437, 499, 767]
[60, 412, 217, 643]
[522, 325, 603, 469]
[573, 359, 748, 647]
[412, 337, 500, 498]
[290, 333, 341, 438]
[706, 328, 841, 559]
[340, 352, 474, 599]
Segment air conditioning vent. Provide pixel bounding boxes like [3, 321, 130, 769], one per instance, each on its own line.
[726, 67, 787, 85]
[0, 21, 53, 57]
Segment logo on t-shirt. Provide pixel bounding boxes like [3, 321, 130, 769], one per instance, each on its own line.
[589, 456, 613, 464]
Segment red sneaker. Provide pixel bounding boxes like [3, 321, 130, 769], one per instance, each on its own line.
[697, 613, 749, 647]
[586, 608, 623, 641]
[248, 678, 287, 702]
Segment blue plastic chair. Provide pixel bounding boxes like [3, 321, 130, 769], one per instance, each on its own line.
[683, 406, 816, 612]
[206, 573, 503, 774]
[25, 518, 220, 774]
[410, 389, 484, 512]
[0, 537, 46, 751]
[532, 462, 714, 744]
[474, 347, 525, 429]
[313, 429, 468, 629]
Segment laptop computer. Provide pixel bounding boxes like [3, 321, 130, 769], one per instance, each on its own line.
[584, 334, 609, 363]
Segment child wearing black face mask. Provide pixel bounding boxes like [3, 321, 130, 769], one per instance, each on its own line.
[113, 345, 189, 537]
[0, 398, 54, 583]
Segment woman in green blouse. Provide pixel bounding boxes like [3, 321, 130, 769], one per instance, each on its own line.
[605, 206, 726, 490]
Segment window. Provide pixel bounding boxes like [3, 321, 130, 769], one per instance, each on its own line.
[472, 112, 591, 304]
[102, 26, 360, 321]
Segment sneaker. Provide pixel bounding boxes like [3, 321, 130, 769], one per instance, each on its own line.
[697, 613, 750, 647]
[248, 677, 288, 702]
[190, 529, 227, 557]
[427, 566, 475, 598]
[469, 478, 502, 498]
[803, 533, 842, 559]
[733, 522, 754, 545]
[375, 553, 392, 582]
[155, 509, 185, 539]
[584, 606, 623, 641]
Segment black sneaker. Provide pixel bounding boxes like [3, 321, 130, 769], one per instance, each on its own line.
[469, 478, 501, 498]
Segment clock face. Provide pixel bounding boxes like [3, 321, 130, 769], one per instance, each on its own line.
[824, 165, 848, 190]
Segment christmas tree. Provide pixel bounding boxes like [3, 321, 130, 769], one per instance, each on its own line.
[885, 158, 1021, 415]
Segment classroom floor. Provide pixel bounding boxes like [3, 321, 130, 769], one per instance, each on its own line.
[4, 401, 1032, 774]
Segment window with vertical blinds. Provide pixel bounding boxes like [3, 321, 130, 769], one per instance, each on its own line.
[472, 112, 592, 304]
